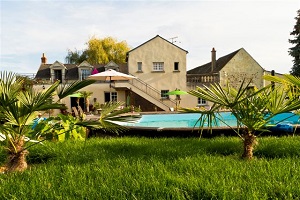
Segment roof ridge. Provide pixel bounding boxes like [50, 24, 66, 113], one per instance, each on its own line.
[187, 48, 242, 74]
[126, 35, 188, 55]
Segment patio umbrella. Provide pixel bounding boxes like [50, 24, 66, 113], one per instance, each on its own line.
[87, 69, 136, 101]
[68, 93, 84, 97]
[68, 93, 84, 110]
[166, 89, 188, 111]
[165, 89, 188, 96]
[87, 69, 136, 83]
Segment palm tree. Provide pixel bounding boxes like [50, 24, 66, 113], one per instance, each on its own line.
[183, 78, 300, 159]
[0, 71, 137, 172]
[79, 91, 93, 113]
[0, 71, 96, 172]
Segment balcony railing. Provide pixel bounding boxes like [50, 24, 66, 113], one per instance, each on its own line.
[17, 73, 36, 79]
[187, 73, 219, 87]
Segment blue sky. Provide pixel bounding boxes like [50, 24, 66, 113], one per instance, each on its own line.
[1, 0, 299, 74]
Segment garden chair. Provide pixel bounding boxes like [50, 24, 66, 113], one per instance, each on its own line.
[72, 107, 79, 118]
[77, 106, 84, 116]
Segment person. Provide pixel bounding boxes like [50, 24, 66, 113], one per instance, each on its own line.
[32, 113, 46, 129]
[37, 113, 42, 119]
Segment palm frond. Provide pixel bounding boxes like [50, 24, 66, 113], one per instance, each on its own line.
[75, 120, 106, 129]
[99, 101, 123, 118]
[181, 103, 221, 136]
[263, 74, 289, 84]
[0, 72, 23, 108]
[94, 101, 140, 134]
[56, 80, 96, 99]
[18, 82, 64, 112]
[97, 119, 128, 134]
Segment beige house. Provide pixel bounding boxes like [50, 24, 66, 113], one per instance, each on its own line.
[186, 48, 282, 108]
[33, 35, 281, 113]
[125, 35, 189, 110]
[34, 35, 189, 113]
[34, 55, 129, 113]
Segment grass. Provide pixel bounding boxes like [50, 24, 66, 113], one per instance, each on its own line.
[1, 136, 300, 199]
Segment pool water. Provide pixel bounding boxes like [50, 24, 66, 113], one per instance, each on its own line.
[118, 112, 300, 128]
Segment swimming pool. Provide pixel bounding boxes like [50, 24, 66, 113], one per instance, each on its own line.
[117, 112, 300, 129]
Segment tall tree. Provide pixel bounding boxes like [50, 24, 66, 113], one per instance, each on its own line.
[65, 36, 130, 64]
[17, 75, 35, 91]
[65, 49, 88, 64]
[289, 9, 300, 76]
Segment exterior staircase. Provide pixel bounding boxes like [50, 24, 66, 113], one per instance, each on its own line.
[114, 78, 176, 111]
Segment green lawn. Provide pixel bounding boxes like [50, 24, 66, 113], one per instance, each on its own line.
[1, 136, 300, 199]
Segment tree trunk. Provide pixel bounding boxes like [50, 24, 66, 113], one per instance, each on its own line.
[6, 136, 29, 172]
[242, 132, 257, 159]
[86, 99, 90, 113]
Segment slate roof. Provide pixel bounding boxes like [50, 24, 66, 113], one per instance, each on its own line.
[35, 63, 128, 80]
[187, 48, 241, 75]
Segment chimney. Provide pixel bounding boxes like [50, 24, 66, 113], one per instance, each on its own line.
[41, 53, 47, 64]
[211, 48, 216, 72]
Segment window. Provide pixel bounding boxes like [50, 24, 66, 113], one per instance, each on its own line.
[137, 62, 142, 72]
[81, 69, 91, 80]
[104, 92, 118, 102]
[161, 90, 169, 99]
[174, 62, 179, 71]
[153, 62, 164, 71]
[54, 70, 62, 82]
[198, 98, 206, 105]
[111, 92, 117, 102]
[104, 92, 110, 102]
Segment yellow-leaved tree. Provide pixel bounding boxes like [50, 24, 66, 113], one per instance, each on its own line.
[65, 36, 131, 64]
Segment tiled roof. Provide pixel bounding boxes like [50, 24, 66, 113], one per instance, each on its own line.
[35, 63, 128, 80]
[187, 49, 241, 74]
[35, 64, 52, 79]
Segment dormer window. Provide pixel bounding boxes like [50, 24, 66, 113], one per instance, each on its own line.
[80, 69, 91, 80]
[104, 61, 120, 71]
[77, 61, 93, 80]
[54, 70, 62, 82]
[49, 61, 67, 83]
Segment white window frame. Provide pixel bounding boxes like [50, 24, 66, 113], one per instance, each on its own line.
[197, 98, 206, 106]
[137, 62, 142, 72]
[153, 62, 164, 71]
[161, 90, 169, 99]
[80, 69, 91, 80]
[111, 92, 117, 102]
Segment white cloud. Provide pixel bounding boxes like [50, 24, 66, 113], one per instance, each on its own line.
[1, 0, 299, 74]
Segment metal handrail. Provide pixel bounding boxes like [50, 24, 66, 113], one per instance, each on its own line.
[127, 76, 176, 106]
